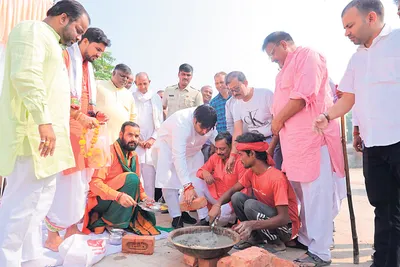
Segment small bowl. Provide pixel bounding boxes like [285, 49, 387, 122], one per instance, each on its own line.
[168, 226, 240, 259]
[108, 228, 124, 245]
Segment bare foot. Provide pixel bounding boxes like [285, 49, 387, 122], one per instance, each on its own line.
[64, 224, 82, 239]
[45, 232, 63, 252]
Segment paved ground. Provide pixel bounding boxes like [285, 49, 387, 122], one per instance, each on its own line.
[95, 168, 374, 267]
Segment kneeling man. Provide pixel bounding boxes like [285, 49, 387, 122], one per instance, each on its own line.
[196, 131, 246, 226]
[209, 132, 300, 252]
[82, 122, 159, 235]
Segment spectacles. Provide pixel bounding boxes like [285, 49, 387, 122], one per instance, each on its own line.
[229, 86, 241, 93]
[267, 43, 277, 60]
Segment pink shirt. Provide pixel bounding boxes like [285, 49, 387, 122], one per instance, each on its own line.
[272, 47, 344, 183]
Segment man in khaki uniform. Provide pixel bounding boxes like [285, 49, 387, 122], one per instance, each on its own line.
[163, 63, 203, 118]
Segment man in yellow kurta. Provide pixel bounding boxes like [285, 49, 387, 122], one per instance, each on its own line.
[96, 64, 137, 142]
[0, 1, 90, 266]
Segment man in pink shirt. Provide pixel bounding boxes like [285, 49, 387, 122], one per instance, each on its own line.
[262, 31, 344, 266]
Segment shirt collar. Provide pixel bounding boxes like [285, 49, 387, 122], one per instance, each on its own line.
[358, 24, 392, 50]
[176, 83, 190, 92]
[109, 79, 125, 91]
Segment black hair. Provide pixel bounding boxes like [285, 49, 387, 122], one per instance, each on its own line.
[120, 121, 139, 133]
[261, 31, 294, 52]
[341, 0, 384, 21]
[114, 63, 132, 74]
[193, 105, 217, 130]
[179, 63, 193, 73]
[215, 131, 232, 146]
[225, 71, 247, 85]
[236, 132, 267, 162]
[80, 27, 111, 47]
[47, 0, 91, 23]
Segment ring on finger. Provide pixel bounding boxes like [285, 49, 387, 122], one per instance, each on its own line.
[45, 141, 50, 146]
[40, 139, 46, 143]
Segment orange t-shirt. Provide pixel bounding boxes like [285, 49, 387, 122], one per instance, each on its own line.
[239, 167, 300, 238]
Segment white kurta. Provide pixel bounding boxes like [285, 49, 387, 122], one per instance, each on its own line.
[153, 107, 218, 189]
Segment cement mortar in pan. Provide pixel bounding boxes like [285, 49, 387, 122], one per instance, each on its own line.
[172, 231, 234, 249]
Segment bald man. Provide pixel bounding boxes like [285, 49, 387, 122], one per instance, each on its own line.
[201, 85, 213, 105]
[132, 72, 163, 199]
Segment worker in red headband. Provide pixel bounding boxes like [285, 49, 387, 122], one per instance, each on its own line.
[208, 132, 300, 253]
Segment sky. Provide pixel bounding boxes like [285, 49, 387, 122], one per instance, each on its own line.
[78, 0, 400, 96]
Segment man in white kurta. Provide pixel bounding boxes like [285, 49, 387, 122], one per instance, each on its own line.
[133, 72, 163, 199]
[0, 3, 90, 266]
[96, 63, 137, 142]
[44, 28, 111, 252]
[153, 105, 218, 228]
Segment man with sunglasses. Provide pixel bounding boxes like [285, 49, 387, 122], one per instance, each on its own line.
[152, 105, 218, 228]
[262, 31, 344, 266]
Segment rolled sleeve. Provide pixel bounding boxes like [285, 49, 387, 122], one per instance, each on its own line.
[289, 49, 326, 107]
[197, 154, 216, 179]
[9, 30, 52, 125]
[338, 57, 355, 94]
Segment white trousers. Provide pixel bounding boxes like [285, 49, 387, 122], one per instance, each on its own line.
[163, 176, 214, 220]
[140, 163, 156, 200]
[332, 173, 346, 220]
[0, 156, 57, 267]
[290, 146, 333, 262]
[45, 168, 93, 231]
[216, 203, 236, 226]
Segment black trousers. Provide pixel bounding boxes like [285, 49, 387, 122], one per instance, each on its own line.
[364, 141, 400, 267]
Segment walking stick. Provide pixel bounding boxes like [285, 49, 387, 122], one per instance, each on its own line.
[340, 115, 359, 264]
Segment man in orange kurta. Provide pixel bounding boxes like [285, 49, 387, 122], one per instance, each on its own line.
[196, 131, 247, 226]
[44, 28, 111, 251]
[82, 122, 159, 236]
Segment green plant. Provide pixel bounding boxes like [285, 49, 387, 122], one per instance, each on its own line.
[92, 51, 115, 80]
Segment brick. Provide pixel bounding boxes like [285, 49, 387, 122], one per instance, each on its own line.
[180, 196, 207, 212]
[270, 256, 296, 267]
[121, 235, 155, 255]
[183, 254, 198, 267]
[231, 246, 273, 266]
[217, 256, 232, 267]
[198, 257, 219, 267]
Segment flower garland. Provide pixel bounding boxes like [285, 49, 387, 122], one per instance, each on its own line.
[79, 126, 100, 158]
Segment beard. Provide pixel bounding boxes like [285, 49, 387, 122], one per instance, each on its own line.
[83, 52, 95, 63]
[120, 138, 138, 151]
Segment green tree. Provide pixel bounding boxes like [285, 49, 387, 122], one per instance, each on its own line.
[92, 51, 115, 80]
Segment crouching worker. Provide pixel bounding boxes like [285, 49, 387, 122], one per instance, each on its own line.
[208, 132, 300, 252]
[82, 121, 159, 235]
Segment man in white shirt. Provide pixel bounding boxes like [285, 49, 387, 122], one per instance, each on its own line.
[224, 71, 276, 172]
[153, 105, 218, 228]
[132, 72, 163, 199]
[313, 1, 400, 266]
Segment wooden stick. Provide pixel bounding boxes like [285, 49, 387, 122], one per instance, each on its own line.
[340, 116, 360, 264]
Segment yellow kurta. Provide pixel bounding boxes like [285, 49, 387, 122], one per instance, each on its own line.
[96, 79, 137, 142]
[0, 21, 74, 179]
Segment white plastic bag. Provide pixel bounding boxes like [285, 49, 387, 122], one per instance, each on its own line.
[58, 235, 107, 267]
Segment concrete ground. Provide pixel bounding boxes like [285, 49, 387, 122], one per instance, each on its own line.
[95, 168, 374, 267]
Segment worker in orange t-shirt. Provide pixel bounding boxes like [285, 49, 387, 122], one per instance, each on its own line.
[208, 132, 300, 253]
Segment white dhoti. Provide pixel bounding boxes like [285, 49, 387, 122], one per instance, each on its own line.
[332, 173, 346, 220]
[290, 146, 333, 262]
[45, 168, 94, 232]
[0, 156, 57, 267]
[140, 163, 156, 200]
[216, 203, 236, 226]
[153, 141, 212, 220]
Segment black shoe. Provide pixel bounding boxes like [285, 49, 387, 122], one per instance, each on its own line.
[161, 209, 169, 214]
[172, 216, 184, 229]
[181, 212, 197, 224]
[196, 218, 209, 226]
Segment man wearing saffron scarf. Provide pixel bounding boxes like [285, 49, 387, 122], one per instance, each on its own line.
[208, 132, 299, 253]
[82, 122, 159, 236]
[44, 28, 111, 251]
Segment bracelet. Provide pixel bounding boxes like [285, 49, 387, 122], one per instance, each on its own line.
[115, 192, 123, 202]
[353, 132, 360, 136]
[322, 112, 330, 123]
[184, 184, 194, 192]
